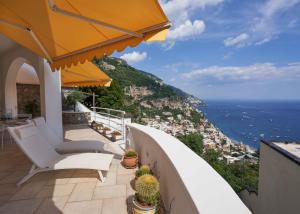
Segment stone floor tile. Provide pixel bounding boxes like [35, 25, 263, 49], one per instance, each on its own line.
[101, 197, 127, 214]
[0, 171, 12, 180]
[35, 196, 68, 214]
[117, 173, 135, 185]
[0, 183, 19, 197]
[117, 165, 137, 175]
[28, 172, 54, 183]
[96, 171, 116, 187]
[47, 171, 74, 186]
[10, 181, 47, 200]
[93, 184, 126, 200]
[63, 200, 103, 214]
[68, 182, 96, 202]
[0, 169, 28, 184]
[126, 183, 136, 197]
[36, 183, 75, 198]
[0, 198, 43, 214]
[68, 173, 99, 184]
[0, 195, 11, 207]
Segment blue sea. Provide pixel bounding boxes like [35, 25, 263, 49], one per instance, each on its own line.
[199, 100, 300, 149]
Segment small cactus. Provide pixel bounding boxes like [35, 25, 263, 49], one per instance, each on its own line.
[135, 175, 160, 206]
[135, 164, 151, 177]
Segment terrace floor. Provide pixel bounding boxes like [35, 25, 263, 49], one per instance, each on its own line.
[0, 125, 135, 214]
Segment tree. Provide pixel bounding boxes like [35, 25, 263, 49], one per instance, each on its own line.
[80, 80, 124, 110]
[178, 133, 204, 156]
[63, 91, 86, 111]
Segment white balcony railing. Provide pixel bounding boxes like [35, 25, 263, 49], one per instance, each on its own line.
[126, 123, 251, 214]
[91, 106, 125, 140]
[76, 102, 129, 142]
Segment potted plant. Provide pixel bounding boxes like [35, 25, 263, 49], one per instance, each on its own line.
[133, 175, 160, 214]
[134, 165, 151, 190]
[122, 149, 138, 168]
[135, 165, 151, 179]
[111, 131, 121, 142]
[102, 127, 111, 136]
[91, 121, 97, 129]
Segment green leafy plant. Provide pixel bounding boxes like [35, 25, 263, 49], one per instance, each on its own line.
[63, 91, 86, 111]
[135, 174, 160, 206]
[24, 99, 40, 118]
[135, 165, 151, 178]
[125, 149, 137, 158]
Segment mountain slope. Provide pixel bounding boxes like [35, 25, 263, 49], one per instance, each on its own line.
[94, 56, 199, 101]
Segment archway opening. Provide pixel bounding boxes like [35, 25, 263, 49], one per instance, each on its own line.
[5, 58, 41, 119]
[16, 63, 41, 118]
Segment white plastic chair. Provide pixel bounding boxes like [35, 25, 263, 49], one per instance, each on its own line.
[32, 117, 124, 155]
[8, 124, 114, 186]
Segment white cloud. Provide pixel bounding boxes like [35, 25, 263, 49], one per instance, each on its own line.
[261, 0, 300, 18]
[167, 20, 205, 40]
[120, 51, 147, 64]
[182, 62, 300, 84]
[226, 0, 300, 47]
[161, 0, 223, 26]
[159, 0, 224, 48]
[224, 33, 250, 47]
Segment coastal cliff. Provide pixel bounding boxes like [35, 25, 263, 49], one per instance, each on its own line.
[79, 56, 259, 193]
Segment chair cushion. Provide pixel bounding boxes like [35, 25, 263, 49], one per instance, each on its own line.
[33, 117, 46, 126]
[16, 125, 37, 140]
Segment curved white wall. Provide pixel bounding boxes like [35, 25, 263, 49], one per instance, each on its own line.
[126, 123, 251, 214]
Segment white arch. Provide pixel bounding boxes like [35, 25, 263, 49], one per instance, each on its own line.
[5, 57, 40, 117]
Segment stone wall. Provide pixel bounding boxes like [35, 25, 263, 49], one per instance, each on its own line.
[62, 111, 91, 125]
[16, 83, 40, 116]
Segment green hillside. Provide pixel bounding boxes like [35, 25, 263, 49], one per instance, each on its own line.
[80, 56, 201, 121]
[94, 57, 180, 98]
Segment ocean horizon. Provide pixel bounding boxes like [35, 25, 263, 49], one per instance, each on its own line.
[199, 100, 300, 149]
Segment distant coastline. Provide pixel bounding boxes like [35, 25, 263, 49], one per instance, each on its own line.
[199, 100, 300, 149]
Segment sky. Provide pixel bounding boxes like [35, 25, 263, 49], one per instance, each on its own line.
[114, 0, 300, 100]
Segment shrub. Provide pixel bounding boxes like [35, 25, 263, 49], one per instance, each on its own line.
[63, 90, 86, 111]
[135, 175, 160, 206]
[135, 165, 151, 177]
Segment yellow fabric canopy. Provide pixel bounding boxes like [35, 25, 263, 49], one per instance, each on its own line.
[0, 0, 170, 70]
[61, 61, 111, 87]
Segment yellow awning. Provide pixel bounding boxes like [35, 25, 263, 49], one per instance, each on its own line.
[0, 0, 170, 70]
[61, 61, 111, 87]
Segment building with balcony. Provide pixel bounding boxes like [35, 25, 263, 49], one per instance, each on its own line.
[241, 141, 300, 214]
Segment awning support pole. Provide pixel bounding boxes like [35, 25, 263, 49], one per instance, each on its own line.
[0, 19, 53, 63]
[27, 29, 53, 63]
[47, 0, 143, 38]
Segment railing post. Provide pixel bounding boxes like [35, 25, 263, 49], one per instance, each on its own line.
[108, 109, 111, 128]
[92, 93, 96, 122]
[122, 112, 125, 141]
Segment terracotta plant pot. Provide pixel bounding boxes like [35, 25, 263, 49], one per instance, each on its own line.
[122, 155, 138, 168]
[111, 131, 121, 142]
[102, 128, 111, 136]
[132, 198, 156, 214]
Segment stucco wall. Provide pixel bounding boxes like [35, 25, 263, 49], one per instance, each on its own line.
[127, 123, 251, 214]
[257, 143, 300, 214]
[240, 190, 259, 214]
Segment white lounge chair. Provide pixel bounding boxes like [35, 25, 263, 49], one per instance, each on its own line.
[8, 124, 114, 186]
[32, 117, 124, 155]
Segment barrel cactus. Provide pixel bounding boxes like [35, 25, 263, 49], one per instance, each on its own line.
[135, 164, 151, 177]
[135, 174, 160, 206]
